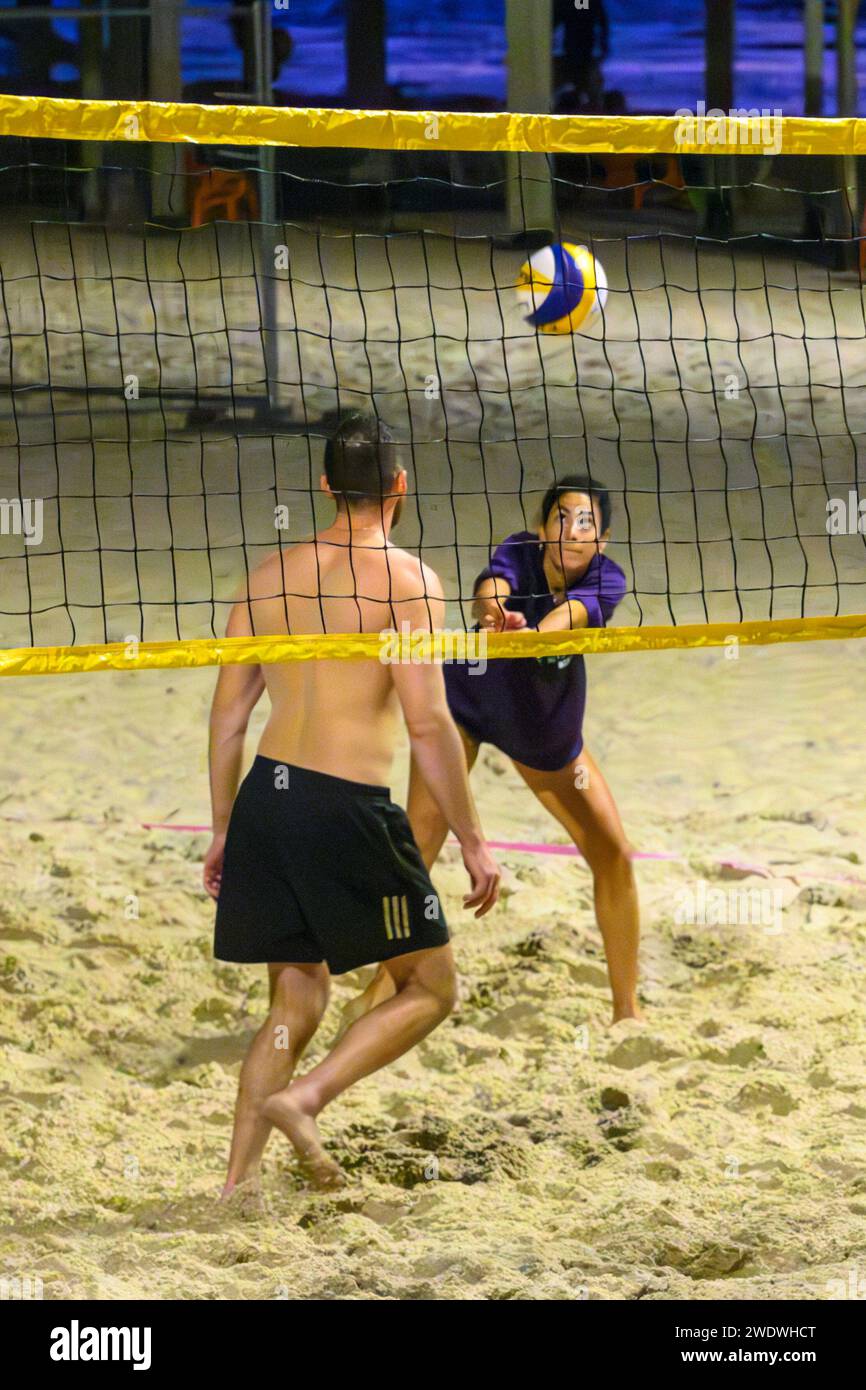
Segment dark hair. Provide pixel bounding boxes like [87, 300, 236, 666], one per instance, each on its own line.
[323, 411, 399, 506]
[539, 473, 611, 533]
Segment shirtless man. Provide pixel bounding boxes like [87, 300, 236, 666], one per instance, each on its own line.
[202, 412, 500, 1194]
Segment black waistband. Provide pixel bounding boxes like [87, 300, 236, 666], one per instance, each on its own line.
[251, 755, 389, 799]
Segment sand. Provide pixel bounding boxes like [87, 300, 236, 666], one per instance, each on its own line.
[1, 177, 865, 1301]
[1, 636, 865, 1301]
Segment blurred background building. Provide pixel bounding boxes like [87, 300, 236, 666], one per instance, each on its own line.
[0, 3, 863, 284]
[0, 2, 863, 118]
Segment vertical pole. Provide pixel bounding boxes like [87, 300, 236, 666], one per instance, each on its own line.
[836, 0, 861, 116]
[345, 0, 388, 106]
[706, 0, 735, 111]
[104, 0, 147, 220]
[804, 0, 824, 116]
[836, 0, 861, 256]
[705, 0, 736, 237]
[80, 0, 103, 220]
[148, 1, 182, 219]
[80, 0, 103, 98]
[148, 0, 181, 100]
[16, 0, 60, 91]
[506, 0, 555, 236]
[105, 0, 145, 98]
[252, 0, 279, 410]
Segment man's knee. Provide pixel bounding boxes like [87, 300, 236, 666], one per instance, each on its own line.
[268, 962, 329, 1019]
[434, 967, 458, 1019]
[426, 960, 458, 1020]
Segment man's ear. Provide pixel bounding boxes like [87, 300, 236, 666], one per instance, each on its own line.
[320, 472, 334, 499]
[395, 468, 408, 496]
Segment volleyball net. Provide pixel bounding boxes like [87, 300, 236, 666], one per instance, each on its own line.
[0, 94, 865, 676]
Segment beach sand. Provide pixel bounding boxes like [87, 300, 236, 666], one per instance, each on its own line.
[1, 186, 865, 1301]
[1, 636, 865, 1301]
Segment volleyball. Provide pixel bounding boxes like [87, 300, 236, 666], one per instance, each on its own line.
[517, 241, 608, 334]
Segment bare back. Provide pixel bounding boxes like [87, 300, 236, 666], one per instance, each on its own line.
[233, 528, 443, 786]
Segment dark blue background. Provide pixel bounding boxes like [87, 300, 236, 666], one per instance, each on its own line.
[0, 1, 863, 115]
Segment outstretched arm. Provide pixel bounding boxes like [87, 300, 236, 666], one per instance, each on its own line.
[472, 575, 527, 631]
[537, 557, 627, 633]
[536, 596, 591, 633]
[203, 600, 266, 899]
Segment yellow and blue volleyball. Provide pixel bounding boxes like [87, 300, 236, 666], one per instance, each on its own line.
[517, 242, 607, 334]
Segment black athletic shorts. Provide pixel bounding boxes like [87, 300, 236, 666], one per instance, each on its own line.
[214, 756, 449, 974]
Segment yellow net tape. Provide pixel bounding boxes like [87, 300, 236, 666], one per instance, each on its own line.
[0, 93, 864, 156]
[2, 615, 864, 678]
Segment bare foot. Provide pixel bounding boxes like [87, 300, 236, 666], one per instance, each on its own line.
[263, 1091, 346, 1191]
[608, 1006, 644, 1028]
[609, 1010, 645, 1031]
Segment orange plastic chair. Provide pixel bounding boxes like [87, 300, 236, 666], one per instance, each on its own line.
[594, 153, 685, 209]
[189, 165, 260, 227]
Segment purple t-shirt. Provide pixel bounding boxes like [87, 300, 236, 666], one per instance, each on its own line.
[443, 532, 627, 771]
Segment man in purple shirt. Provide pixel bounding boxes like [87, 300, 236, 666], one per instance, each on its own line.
[351, 475, 641, 1028]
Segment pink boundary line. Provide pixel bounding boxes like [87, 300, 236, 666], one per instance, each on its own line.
[138, 824, 865, 887]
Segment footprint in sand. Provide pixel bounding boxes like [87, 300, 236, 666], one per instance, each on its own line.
[134, 1190, 260, 1232]
[566, 960, 610, 988]
[605, 1029, 682, 1070]
[643, 1159, 681, 1182]
[599, 1086, 631, 1111]
[482, 1002, 552, 1040]
[698, 1037, 766, 1067]
[728, 1080, 798, 1116]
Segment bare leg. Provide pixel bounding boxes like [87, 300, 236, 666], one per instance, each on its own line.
[513, 748, 641, 1023]
[264, 944, 457, 1188]
[222, 961, 330, 1197]
[334, 963, 396, 1036]
[408, 723, 480, 865]
[337, 727, 480, 1028]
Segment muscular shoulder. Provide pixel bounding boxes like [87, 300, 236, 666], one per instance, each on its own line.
[243, 548, 290, 599]
[375, 548, 443, 631]
[384, 546, 444, 601]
